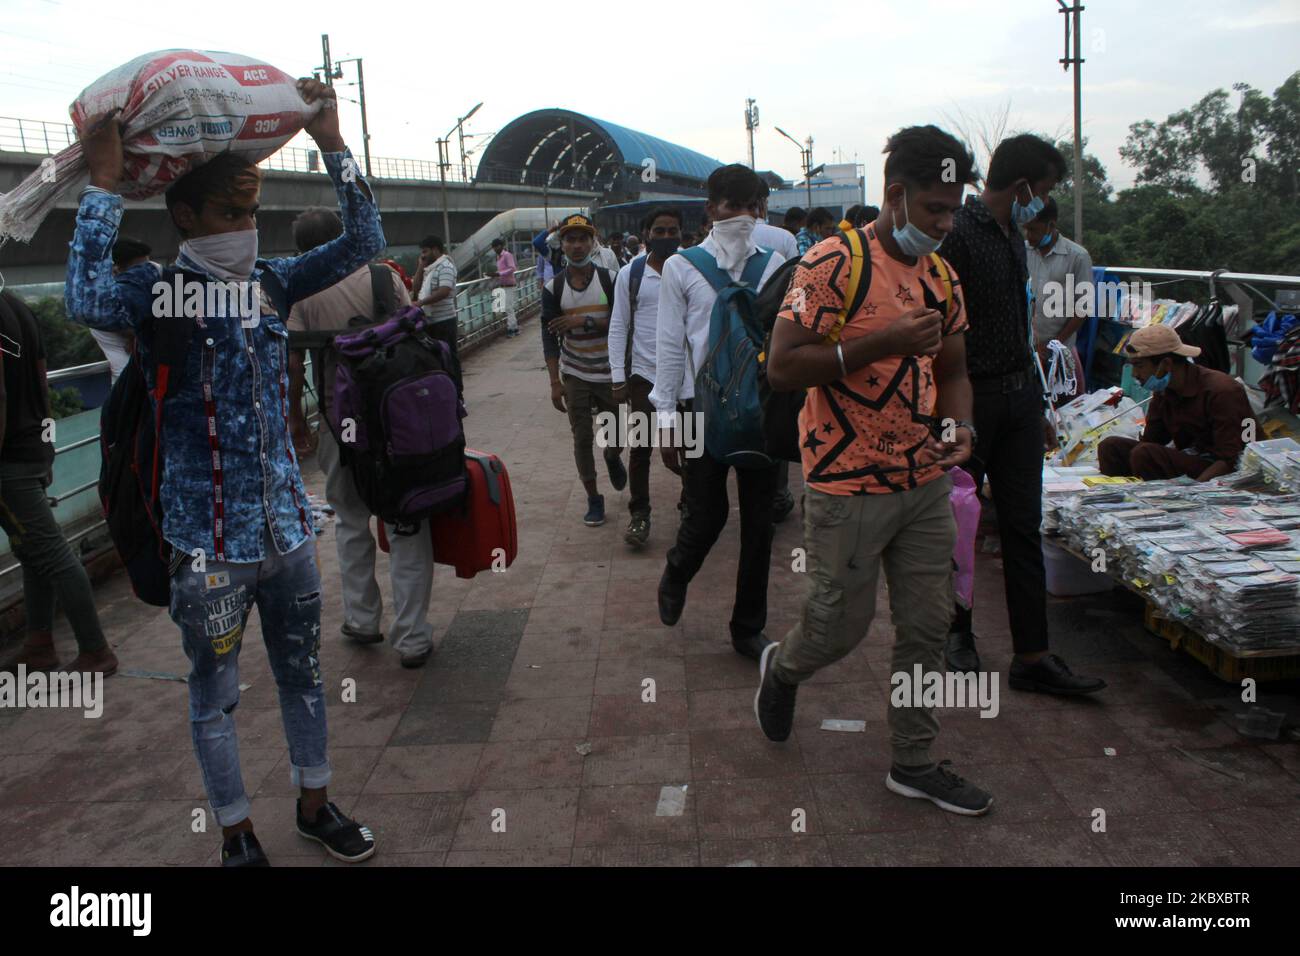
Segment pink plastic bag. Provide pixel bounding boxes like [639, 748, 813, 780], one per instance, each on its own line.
[949, 466, 980, 610]
[0, 49, 320, 243]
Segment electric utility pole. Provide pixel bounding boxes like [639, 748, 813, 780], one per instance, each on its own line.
[744, 99, 759, 169]
[1057, 1, 1085, 242]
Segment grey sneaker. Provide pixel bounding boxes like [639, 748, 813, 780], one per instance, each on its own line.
[885, 760, 993, 816]
[754, 641, 797, 742]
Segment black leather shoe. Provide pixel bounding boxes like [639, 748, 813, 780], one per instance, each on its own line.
[1009, 654, 1107, 695]
[221, 831, 270, 867]
[732, 632, 773, 662]
[658, 566, 686, 626]
[945, 631, 981, 673]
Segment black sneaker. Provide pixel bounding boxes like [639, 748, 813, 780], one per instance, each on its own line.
[754, 642, 797, 741]
[732, 632, 772, 662]
[1009, 653, 1106, 696]
[297, 800, 376, 863]
[221, 831, 270, 867]
[624, 515, 650, 548]
[885, 760, 993, 816]
[605, 454, 628, 492]
[945, 631, 981, 673]
[772, 490, 795, 524]
[658, 565, 686, 626]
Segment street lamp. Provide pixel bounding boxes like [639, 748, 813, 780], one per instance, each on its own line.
[437, 102, 483, 246]
[776, 126, 815, 208]
[332, 57, 371, 178]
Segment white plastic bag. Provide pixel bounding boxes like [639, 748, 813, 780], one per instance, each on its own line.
[0, 49, 320, 243]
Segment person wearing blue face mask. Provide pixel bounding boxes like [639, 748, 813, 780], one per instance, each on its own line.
[1098, 325, 1254, 481]
[1024, 197, 1094, 394]
[938, 134, 1106, 697]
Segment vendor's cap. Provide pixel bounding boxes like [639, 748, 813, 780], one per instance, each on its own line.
[1122, 324, 1201, 360]
[557, 213, 596, 237]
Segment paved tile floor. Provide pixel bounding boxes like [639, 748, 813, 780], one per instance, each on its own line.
[2, 319, 1298, 867]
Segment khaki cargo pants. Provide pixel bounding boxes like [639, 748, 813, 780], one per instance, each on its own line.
[772, 474, 955, 767]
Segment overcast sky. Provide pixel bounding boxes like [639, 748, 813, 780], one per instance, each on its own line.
[2, 0, 1298, 196]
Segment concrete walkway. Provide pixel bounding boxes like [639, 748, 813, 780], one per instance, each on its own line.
[1, 321, 1297, 867]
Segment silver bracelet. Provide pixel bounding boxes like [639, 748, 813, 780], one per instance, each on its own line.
[835, 342, 848, 378]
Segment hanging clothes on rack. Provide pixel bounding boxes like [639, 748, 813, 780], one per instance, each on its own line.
[1261, 323, 1300, 414]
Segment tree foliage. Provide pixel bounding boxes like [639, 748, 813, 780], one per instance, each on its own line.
[1051, 72, 1300, 278]
[29, 296, 101, 371]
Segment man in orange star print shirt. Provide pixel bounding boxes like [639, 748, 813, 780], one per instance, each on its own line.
[754, 125, 994, 818]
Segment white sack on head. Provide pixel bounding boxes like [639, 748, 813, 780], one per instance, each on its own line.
[0, 49, 321, 243]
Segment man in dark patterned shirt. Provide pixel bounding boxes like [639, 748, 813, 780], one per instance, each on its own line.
[939, 135, 1105, 696]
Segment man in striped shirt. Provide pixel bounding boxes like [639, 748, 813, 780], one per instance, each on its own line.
[541, 214, 627, 527]
[413, 234, 460, 367]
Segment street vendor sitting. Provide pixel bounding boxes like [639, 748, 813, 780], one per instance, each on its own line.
[1098, 325, 1254, 481]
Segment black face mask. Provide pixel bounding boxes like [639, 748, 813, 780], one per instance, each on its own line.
[648, 237, 678, 259]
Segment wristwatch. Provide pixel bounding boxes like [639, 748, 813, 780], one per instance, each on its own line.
[953, 419, 978, 446]
[584, 316, 596, 332]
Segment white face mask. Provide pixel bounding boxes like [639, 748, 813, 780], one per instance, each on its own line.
[180, 229, 259, 281]
[709, 214, 757, 271]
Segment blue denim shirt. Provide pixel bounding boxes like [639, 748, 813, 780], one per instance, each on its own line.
[66, 149, 385, 563]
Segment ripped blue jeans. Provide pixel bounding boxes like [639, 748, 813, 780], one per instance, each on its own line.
[170, 529, 329, 827]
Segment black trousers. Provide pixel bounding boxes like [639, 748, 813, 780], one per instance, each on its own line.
[626, 375, 655, 518]
[666, 443, 778, 642]
[966, 376, 1050, 655]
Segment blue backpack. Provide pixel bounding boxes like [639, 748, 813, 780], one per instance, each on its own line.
[679, 245, 774, 469]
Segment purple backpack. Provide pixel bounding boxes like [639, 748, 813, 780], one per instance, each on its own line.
[329, 307, 467, 524]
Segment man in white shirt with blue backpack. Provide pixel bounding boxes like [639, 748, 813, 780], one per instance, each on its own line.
[609, 207, 683, 548]
[651, 165, 786, 661]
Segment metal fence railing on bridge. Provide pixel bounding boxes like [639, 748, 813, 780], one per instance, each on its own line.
[1, 117, 598, 191]
[0, 266, 543, 592]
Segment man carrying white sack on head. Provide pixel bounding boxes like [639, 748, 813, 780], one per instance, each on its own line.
[65, 79, 382, 869]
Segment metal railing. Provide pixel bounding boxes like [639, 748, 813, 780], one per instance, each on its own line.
[0, 116, 597, 191]
[0, 266, 542, 582]
[0, 116, 77, 155]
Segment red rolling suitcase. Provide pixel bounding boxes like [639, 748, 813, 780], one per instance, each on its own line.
[375, 449, 517, 579]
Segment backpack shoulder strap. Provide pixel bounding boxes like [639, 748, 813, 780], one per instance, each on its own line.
[739, 249, 773, 290]
[151, 266, 198, 379]
[595, 266, 616, 305]
[369, 263, 398, 319]
[928, 252, 954, 324]
[550, 270, 566, 303]
[680, 246, 731, 292]
[627, 256, 647, 325]
[825, 228, 872, 345]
